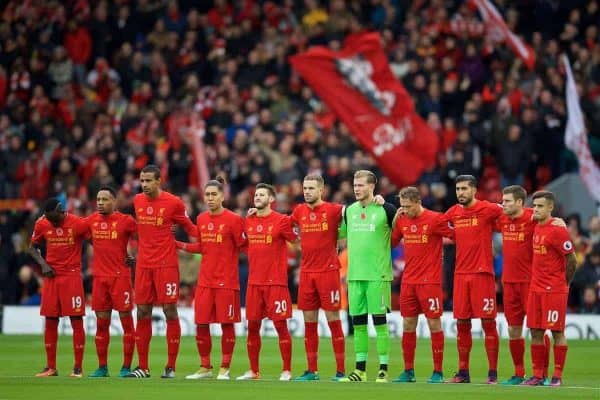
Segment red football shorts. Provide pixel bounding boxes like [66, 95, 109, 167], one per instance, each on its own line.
[92, 275, 134, 312]
[297, 270, 342, 311]
[400, 283, 443, 319]
[245, 285, 292, 321]
[503, 282, 529, 326]
[135, 267, 179, 305]
[453, 273, 497, 319]
[527, 291, 568, 331]
[194, 287, 241, 324]
[40, 274, 85, 317]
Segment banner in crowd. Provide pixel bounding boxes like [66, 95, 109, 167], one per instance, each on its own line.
[470, 0, 536, 70]
[563, 55, 600, 203]
[4, 306, 600, 340]
[290, 32, 439, 187]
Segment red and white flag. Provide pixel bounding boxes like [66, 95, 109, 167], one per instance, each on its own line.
[563, 55, 600, 202]
[470, 0, 536, 70]
[289, 32, 439, 187]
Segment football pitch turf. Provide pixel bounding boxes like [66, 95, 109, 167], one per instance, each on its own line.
[0, 335, 598, 400]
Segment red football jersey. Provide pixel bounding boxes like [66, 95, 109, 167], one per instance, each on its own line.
[531, 222, 574, 294]
[134, 191, 196, 268]
[245, 211, 297, 286]
[86, 211, 136, 277]
[291, 202, 342, 273]
[497, 208, 535, 283]
[31, 213, 89, 275]
[445, 200, 503, 275]
[391, 209, 453, 284]
[195, 209, 246, 290]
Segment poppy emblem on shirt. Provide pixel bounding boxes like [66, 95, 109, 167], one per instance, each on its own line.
[257, 225, 263, 232]
[360, 213, 366, 219]
[101, 222, 108, 230]
[309, 213, 316, 221]
[147, 207, 154, 214]
[208, 223, 214, 231]
[56, 228, 63, 236]
[410, 225, 417, 233]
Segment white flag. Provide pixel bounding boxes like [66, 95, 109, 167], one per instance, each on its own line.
[563, 55, 600, 202]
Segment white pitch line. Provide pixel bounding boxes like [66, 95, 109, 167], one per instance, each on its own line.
[0, 376, 598, 391]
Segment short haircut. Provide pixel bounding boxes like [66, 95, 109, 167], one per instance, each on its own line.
[304, 174, 324, 186]
[44, 197, 61, 212]
[205, 176, 226, 192]
[532, 190, 555, 204]
[455, 174, 477, 187]
[398, 186, 420, 202]
[256, 182, 276, 197]
[354, 170, 377, 184]
[502, 185, 527, 203]
[141, 164, 161, 179]
[98, 186, 117, 198]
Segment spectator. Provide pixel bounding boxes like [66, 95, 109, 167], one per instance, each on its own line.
[16, 265, 41, 305]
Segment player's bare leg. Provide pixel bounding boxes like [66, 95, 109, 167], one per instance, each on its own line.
[186, 323, 213, 379]
[36, 317, 59, 377]
[118, 310, 135, 377]
[481, 317, 499, 384]
[449, 318, 472, 383]
[426, 317, 444, 383]
[125, 304, 152, 378]
[162, 303, 180, 378]
[90, 310, 111, 377]
[548, 330, 567, 386]
[522, 328, 546, 386]
[502, 324, 525, 385]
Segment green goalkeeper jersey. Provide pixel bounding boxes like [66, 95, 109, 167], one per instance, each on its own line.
[339, 201, 397, 281]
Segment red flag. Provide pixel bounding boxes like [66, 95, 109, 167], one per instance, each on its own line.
[470, 0, 536, 70]
[289, 32, 439, 187]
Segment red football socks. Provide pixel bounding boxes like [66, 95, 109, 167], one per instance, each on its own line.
[95, 318, 110, 367]
[136, 317, 152, 370]
[247, 320, 262, 373]
[166, 319, 181, 369]
[531, 343, 546, 378]
[221, 324, 236, 368]
[304, 322, 319, 372]
[120, 315, 135, 369]
[482, 320, 499, 371]
[509, 338, 525, 377]
[44, 318, 59, 369]
[328, 319, 345, 374]
[274, 320, 292, 372]
[196, 325, 212, 368]
[402, 331, 417, 370]
[553, 344, 568, 379]
[71, 317, 85, 370]
[543, 334, 551, 378]
[431, 330, 444, 372]
[457, 321, 472, 370]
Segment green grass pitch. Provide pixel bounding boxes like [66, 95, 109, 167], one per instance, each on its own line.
[0, 335, 598, 400]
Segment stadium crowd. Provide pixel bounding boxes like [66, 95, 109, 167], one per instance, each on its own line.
[0, 0, 599, 314]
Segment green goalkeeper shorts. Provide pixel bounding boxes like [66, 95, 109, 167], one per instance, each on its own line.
[348, 280, 391, 316]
